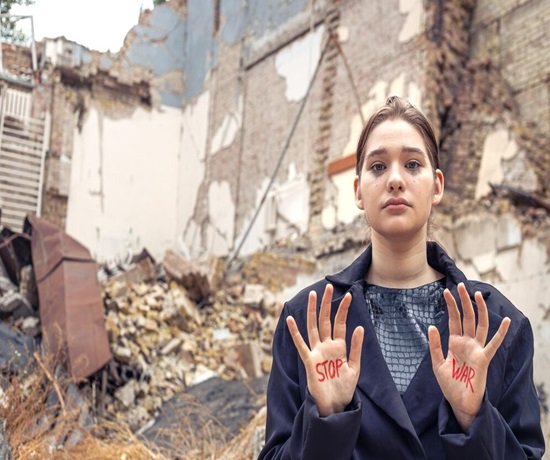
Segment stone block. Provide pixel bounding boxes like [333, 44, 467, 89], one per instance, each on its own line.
[454, 214, 497, 261]
[496, 214, 522, 250]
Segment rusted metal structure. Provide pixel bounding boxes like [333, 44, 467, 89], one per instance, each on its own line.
[27, 214, 111, 381]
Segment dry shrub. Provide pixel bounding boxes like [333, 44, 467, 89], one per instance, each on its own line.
[214, 407, 266, 460]
[0, 353, 166, 460]
[0, 352, 266, 459]
[143, 392, 230, 459]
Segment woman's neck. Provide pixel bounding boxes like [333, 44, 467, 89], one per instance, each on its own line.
[366, 232, 442, 288]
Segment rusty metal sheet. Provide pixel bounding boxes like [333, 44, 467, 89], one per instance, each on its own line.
[27, 214, 112, 381]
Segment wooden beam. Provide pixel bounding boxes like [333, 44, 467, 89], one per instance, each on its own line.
[327, 152, 356, 176]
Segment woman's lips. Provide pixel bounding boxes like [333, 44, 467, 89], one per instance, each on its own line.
[383, 197, 410, 208]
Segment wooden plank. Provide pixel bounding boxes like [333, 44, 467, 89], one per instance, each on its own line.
[0, 190, 39, 205]
[1, 134, 43, 151]
[0, 174, 42, 189]
[0, 217, 24, 231]
[0, 158, 42, 174]
[2, 126, 45, 141]
[1, 143, 43, 159]
[0, 166, 41, 181]
[327, 153, 356, 176]
[0, 184, 38, 202]
[3, 117, 45, 130]
[1, 201, 37, 214]
[0, 195, 39, 209]
[0, 149, 43, 164]
[1, 207, 33, 219]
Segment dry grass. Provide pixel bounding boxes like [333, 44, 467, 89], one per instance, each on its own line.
[0, 353, 265, 459]
[0, 354, 166, 460]
[214, 407, 266, 460]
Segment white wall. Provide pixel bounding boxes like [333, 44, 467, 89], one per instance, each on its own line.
[66, 105, 184, 262]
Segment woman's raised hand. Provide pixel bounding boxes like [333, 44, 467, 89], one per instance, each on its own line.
[428, 282, 511, 431]
[286, 284, 365, 417]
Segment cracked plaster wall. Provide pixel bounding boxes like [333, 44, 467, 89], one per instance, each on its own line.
[274, 25, 324, 102]
[66, 105, 183, 261]
[433, 213, 550, 425]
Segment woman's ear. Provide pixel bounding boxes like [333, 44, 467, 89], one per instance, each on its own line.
[354, 175, 364, 209]
[432, 169, 444, 205]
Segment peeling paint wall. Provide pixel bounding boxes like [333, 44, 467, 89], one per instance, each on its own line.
[433, 214, 550, 428]
[475, 127, 538, 199]
[179, 90, 210, 257]
[210, 95, 243, 155]
[206, 180, 235, 256]
[66, 105, 182, 261]
[274, 25, 324, 102]
[398, 0, 424, 42]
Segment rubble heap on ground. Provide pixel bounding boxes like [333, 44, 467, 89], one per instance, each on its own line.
[0, 220, 317, 457]
[101, 250, 282, 432]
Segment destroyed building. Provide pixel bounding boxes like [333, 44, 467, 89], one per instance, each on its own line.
[0, 0, 549, 451]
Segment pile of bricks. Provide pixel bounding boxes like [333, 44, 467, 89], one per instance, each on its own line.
[100, 251, 282, 431]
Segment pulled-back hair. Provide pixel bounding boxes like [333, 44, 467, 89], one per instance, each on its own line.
[355, 96, 440, 176]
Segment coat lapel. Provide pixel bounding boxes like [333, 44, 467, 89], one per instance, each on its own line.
[402, 308, 449, 435]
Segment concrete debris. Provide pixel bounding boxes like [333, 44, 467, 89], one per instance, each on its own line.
[242, 283, 268, 308]
[0, 420, 11, 460]
[101, 252, 281, 430]
[0, 290, 31, 314]
[162, 249, 224, 303]
[0, 227, 307, 449]
[142, 375, 268, 457]
[0, 322, 35, 373]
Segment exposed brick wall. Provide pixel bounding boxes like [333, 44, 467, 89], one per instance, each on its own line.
[308, 5, 340, 240]
[0, 42, 34, 81]
[471, 0, 550, 133]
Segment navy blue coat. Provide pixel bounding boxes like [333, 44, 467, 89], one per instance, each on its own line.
[260, 242, 545, 459]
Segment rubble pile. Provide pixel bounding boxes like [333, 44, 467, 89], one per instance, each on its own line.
[100, 250, 285, 432]
[0, 215, 319, 457]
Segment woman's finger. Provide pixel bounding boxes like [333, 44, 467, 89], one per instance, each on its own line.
[348, 326, 364, 373]
[307, 290, 320, 348]
[318, 284, 334, 341]
[484, 317, 511, 361]
[333, 292, 352, 341]
[444, 288, 462, 336]
[428, 325, 445, 370]
[286, 316, 310, 363]
[475, 291, 489, 345]
[459, 283, 476, 337]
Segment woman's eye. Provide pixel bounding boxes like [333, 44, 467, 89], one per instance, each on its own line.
[370, 163, 385, 172]
[405, 160, 420, 169]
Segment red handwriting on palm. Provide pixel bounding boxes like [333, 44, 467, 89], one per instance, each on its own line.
[286, 284, 365, 417]
[428, 283, 510, 431]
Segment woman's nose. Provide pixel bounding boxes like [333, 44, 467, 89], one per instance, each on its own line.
[387, 165, 405, 191]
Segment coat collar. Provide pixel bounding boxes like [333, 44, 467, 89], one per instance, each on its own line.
[330, 241, 487, 440]
[326, 241, 469, 289]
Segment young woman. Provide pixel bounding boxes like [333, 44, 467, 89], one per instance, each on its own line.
[259, 97, 545, 459]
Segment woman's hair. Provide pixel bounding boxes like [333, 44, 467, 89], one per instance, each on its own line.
[355, 96, 440, 176]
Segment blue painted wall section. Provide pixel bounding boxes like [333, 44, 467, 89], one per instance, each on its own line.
[124, 0, 307, 108]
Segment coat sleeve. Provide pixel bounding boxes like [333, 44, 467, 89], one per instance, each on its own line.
[438, 317, 545, 459]
[259, 303, 363, 460]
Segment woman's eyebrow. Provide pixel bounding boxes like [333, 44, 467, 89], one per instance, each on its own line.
[366, 148, 387, 158]
[366, 146, 425, 158]
[401, 146, 425, 155]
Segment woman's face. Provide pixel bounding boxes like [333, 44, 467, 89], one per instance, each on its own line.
[354, 118, 444, 241]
